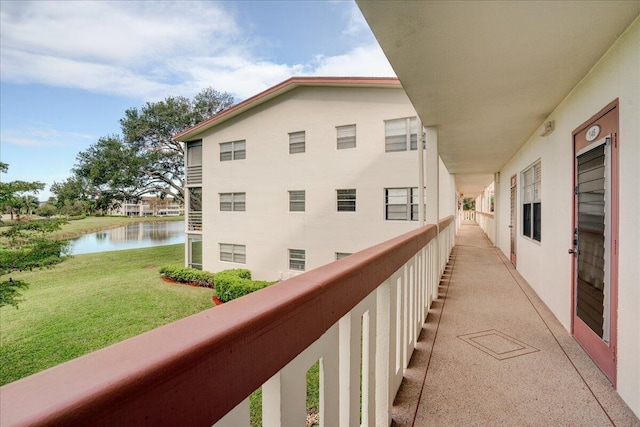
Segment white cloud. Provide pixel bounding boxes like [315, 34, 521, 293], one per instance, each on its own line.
[308, 44, 395, 78]
[0, 0, 393, 102]
[1, 126, 94, 147]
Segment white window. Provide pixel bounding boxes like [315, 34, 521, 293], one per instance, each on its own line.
[336, 252, 352, 260]
[186, 140, 202, 166]
[289, 249, 305, 271]
[385, 117, 418, 152]
[220, 244, 246, 264]
[337, 124, 356, 149]
[220, 192, 245, 211]
[521, 160, 541, 242]
[188, 235, 203, 270]
[289, 131, 305, 154]
[337, 189, 356, 212]
[220, 140, 246, 161]
[385, 187, 420, 220]
[289, 190, 305, 212]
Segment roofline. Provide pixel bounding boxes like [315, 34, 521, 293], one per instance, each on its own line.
[174, 76, 401, 141]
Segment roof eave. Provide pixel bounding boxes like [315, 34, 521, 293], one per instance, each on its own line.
[174, 77, 401, 142]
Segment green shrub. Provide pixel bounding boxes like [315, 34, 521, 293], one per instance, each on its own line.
[214, 269, 273, 302]
[159, 266, 215, 288]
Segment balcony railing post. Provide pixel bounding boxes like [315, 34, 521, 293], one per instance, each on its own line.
[319, 325, 340, 427]
[213, 398, 250, 427]
[375, 278, 393, 426]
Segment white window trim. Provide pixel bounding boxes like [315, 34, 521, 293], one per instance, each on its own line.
[219, 192, 246, 212]
[521, 160, 541, 242]
[289, 190, 305, 212]
[220, 243, 246, 264]
[288, 248, 305, 271]
[385, 187, 421, 221]
[337, 189, 356, 212]
[385, 117, 418, 152]
[220, 140, 246, 161]
[289, 131, 305, 154]
[336, 124, 356, 149]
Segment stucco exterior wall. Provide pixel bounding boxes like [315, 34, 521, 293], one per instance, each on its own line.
[496, 18, 639, 414]
[193, 86, 451, 282]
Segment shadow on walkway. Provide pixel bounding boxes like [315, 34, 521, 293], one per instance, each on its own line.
[392, 221, 638, 426]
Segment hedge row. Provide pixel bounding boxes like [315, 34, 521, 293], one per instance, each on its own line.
[159, 266, 215, 288]
[214, 269, 274, 303]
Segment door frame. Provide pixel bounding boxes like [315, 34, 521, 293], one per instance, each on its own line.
[571, 98, 619, 386]
[509, 174, 517, 266]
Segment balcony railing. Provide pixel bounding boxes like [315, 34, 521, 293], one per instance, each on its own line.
[476, 211, 495, 244]
[188, 211, 202, 231]
[186, 165, 203, 186]
[0, 216, 455, 427]
[461, 209, 476, 221]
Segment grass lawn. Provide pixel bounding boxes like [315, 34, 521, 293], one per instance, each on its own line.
[0, 243, 213, 386]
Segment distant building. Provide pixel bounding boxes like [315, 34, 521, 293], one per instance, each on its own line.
[109, 196, 184, 217]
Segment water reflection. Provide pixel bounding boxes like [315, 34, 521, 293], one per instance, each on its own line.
[70, 221, 185, 255]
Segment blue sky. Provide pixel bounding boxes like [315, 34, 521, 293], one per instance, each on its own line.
[0, 0, 394, 200]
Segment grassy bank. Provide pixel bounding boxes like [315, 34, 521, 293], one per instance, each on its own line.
[0, 243, 212, 386]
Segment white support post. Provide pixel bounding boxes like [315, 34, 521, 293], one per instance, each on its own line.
[418, 121, 426, 225]
[425, 126, 440, 300]
[339, 311, 361, 426]
[214, 398, 250, 427]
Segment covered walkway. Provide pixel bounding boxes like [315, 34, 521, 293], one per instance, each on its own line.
[393, 221, 638, 426]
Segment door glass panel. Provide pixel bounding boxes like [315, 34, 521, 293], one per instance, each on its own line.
[576, 143, 608, 340]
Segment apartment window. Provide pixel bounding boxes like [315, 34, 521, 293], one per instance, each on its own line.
[337, 189, 356, 211]
[220, 243, 246, 264]
[187, 140, 202, 166]
[385, 117, 418, 152]
[336, 252, 352, 260]
[289, 190, 305, 212]
[289, 249, 305, 271]
[385, 187, 420, 220]
[188, 236, 203, 270]
[220, 192, 246, 211]
[289, 131, 305, 154]
[522, 160, 541, 242]
[337, 124, 356, 149]
[220, 140, 246, 161]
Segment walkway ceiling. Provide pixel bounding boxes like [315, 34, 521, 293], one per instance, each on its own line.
[357, 1, 640, 197]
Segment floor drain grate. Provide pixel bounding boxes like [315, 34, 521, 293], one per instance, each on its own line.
[458, 329, 539, 360]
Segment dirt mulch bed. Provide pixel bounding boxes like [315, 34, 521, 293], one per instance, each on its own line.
[161, 276, 222, 305]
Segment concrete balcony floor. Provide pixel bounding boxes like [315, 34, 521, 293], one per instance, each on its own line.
[393, 221, 638, 426]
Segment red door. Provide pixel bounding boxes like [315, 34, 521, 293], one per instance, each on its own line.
[571, 100, 619, 386]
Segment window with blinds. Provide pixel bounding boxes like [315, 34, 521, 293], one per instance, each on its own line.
[289, 249, 305, 271]
[336, 124, 356, 149]
[220, 243, 246, 264]
[521, 160, 541, 241]
[289, 131, 305, 154]
[220, 192, 246, 211]
[385, 117, 418, 152]
[289, 190, 305, 212]
[220, 140, 246, 161]
[385, 187, 420, 220]
[337, 189, 356, 211]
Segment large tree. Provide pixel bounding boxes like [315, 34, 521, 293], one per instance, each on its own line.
[1, 163, 68, 307]
[73, 87, 233, 205]
[0, 162, 45, 220]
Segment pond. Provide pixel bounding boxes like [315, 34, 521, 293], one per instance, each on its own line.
[69, 221, 185, 255]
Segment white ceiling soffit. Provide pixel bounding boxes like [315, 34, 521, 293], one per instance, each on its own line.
[358, 1, 640, 181]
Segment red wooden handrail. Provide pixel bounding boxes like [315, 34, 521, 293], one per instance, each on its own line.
[0, 216, 454, 427]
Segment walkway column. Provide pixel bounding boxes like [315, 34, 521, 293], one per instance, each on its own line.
[425, 126, 440, 301]
[425, 126, 439, 225]
[494, 172, 500, 247]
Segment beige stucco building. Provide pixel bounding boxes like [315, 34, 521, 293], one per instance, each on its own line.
[177, 77, 456, 280]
